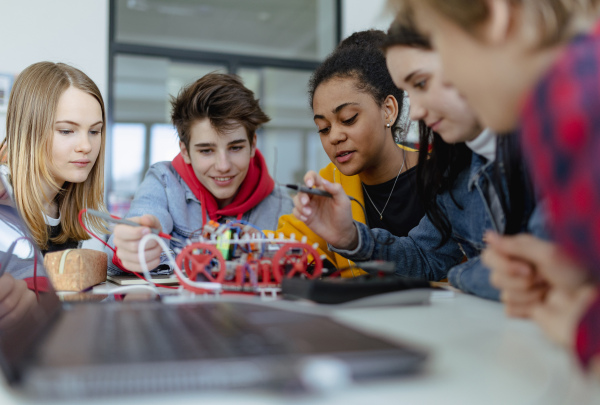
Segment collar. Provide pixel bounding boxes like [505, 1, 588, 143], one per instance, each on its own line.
[467, 152, 495, 191]
[466, 128, 496, 162]
[43, 212, 61, 227]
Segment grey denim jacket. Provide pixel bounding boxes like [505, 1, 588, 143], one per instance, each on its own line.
[107, 161, 293, 273]
[330, 152, 549, 301]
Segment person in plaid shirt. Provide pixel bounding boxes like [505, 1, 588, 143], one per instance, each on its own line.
[388, 0, 600, 377]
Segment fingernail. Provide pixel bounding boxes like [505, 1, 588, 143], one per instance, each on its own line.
[306, 178, 314, 187]
[303, 207, 312, 216]
[301, 195, 309, 205]
[142, 228, 150, 235]
[299, 215, 308, 222]
[322, 179, 330, 185]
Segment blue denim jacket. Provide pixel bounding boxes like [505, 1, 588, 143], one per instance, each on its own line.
[329, 152, 549, 301]
[106, 161, 293, 273]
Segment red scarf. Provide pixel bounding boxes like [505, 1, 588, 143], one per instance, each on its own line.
[172, 149, 274, 223]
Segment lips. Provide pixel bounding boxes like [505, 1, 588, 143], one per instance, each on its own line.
[211, 175, 235, 186]
[335, 150, 355, 164]
[428, 119, 443, 132]
[70, 160, 91, 167]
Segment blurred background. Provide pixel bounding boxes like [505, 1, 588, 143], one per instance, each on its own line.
[0, 0, 406, 216]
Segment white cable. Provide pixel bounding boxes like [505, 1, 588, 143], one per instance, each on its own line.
[138, 233, 222, 292]
[106, 285, 160, 296]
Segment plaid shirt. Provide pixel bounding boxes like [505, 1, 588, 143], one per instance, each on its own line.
[520, 23, 600, 370]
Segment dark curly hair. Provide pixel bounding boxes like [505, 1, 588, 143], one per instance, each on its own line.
[308, 29, 406, 135]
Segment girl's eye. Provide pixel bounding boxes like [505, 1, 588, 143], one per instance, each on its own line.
[414, 79, 427, 90]
[317, 127, 330, 135]
[58, 129, 73, 135]
[90, 130, 101, 135]
[342, 114, 358, 125]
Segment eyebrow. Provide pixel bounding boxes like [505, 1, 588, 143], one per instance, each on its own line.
[404, 70, 422, 83]
[313, 102, 359, 121]
[193, 138, 248, 148]
[55, 120, 103, 127]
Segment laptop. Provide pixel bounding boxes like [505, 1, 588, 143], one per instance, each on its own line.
[0, 169, 427, 398]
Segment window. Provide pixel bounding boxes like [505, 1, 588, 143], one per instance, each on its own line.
[108, 0, 340, 213]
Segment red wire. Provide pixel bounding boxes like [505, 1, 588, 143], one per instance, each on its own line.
[78, 209, 178, 290]
[33, 254, 39, 301]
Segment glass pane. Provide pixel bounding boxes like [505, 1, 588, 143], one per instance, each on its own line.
[111, 123, 146, 194]
[239, 67, 330, 185]
[150, 123, 180, 164]
[114, 54, 226, 123]
[115, 0, 337, 61]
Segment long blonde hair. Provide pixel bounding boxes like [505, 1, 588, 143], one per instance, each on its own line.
[390, 0, 600, 47]
[0, 62, 106, 249]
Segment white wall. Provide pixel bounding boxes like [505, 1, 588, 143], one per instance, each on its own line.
[342, 0, 394, 39]
[0, 0, 109, 139]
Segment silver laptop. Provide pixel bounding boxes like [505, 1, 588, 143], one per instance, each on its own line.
[0, 170, 427, 398]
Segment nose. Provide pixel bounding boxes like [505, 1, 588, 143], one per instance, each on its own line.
[327, 125, 347, 146]
[408, 96, 427, 122]
[214, 150, 232, 173]
[75, 132, 93, 154]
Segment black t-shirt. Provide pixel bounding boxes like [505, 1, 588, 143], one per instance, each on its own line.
[43, 224, 79, 255]
[361, 166, 425, 238]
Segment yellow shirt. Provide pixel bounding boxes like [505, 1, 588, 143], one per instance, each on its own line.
[271, 144, 417, 276]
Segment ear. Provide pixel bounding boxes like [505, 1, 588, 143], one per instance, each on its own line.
[179, 141, 192, 164]
[483, 0, 513, 44]
[250, 134, 257, 158]
[383, 95, 399, 125]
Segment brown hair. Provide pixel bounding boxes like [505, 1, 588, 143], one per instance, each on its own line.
[382, 15, 433, 51]
[170, 73, 270, 148]
[390, 0, 600, 47]
[0, 62, 106, 249]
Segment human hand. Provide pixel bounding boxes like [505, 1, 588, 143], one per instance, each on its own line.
[0, 273, 37, 329]
[482, 233, 551, 317]
[531, 285, 597, 349]
[113, 214, 163, 272]
[292, 171, 358, 250]
[484, 233, 599, 350]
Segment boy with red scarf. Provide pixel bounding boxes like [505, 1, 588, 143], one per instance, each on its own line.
[108, 73, 293, 273]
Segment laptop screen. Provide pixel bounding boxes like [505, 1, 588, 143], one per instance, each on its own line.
[0, 166, 61, 382]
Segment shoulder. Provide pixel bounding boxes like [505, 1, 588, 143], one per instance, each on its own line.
[145, 161, 180, 179]
[262, 185, 292, 205]
[140, 161, 187, 189]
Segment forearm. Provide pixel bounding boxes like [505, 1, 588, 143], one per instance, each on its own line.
[329, 221, 463, 281]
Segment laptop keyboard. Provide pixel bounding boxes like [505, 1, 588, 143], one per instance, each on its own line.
[93, 302, 293, 364]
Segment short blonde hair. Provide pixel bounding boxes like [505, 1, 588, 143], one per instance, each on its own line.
[390, 0, 600, 47]
[1, 62, 106, 249]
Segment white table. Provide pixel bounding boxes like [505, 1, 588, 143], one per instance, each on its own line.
[1, 291, 598, 405]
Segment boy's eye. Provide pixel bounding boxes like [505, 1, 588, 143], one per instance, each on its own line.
[198, 149, 213, 155]
[342, 113, 358, 125]
[230, 145, 243, 152]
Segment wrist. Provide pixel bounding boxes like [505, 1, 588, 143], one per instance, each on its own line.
[334, 222, 359, 251]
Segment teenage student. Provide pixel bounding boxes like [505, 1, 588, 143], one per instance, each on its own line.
[0, 61, 106, 325]
[110, 73, 293, 273]
[392, 0, 600, 377]
[1, 61, 106, 255]
[292, 18, 547, 300]
[275, 30, 424, 274]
